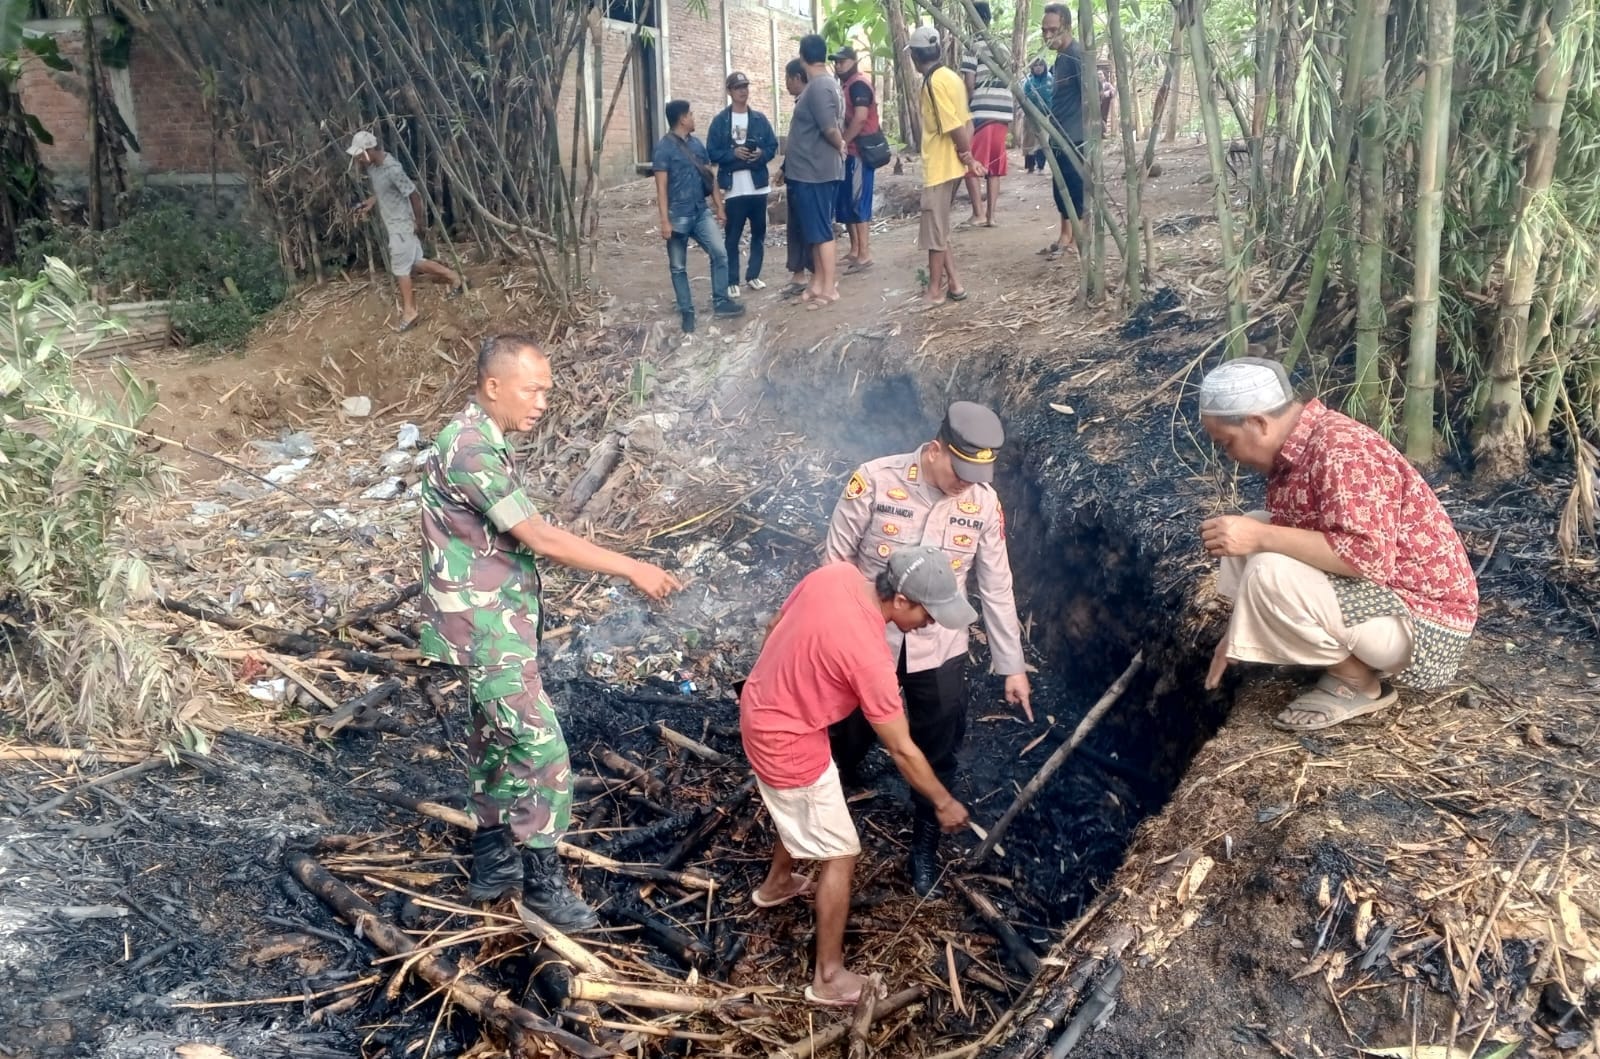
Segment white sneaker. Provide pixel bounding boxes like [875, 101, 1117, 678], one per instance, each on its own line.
[746, 278, 767, 290]
[728, 285, 741, 299]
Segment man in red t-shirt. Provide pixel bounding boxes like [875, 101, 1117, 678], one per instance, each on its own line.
[1196, 358, 1478, 731]
[741, 547, 974, 1006]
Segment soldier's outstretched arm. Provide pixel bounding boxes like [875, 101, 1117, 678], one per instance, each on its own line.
[511, 514, 682, 600]
[823, 468, 875, 564]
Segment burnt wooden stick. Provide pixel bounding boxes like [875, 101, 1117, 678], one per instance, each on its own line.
[124, 937, 183, 974]
[566, 976, 771, 1018]
[847, 973, 883, 1059]
[599, 750, 666, 800]
[992, 927, 1135, 1059]
[285, 853, 615, 1059]
[159, 597, 406, 674]
[971, 652, 1144, 864]
[513, 901, 611, 977]
[662, 775, 758, 870]
[1048, 960, 1124, 1057]
[951, 878, 1041, 977]
[562, 432, 623, 516]
[317, 581, 422, 632]
[26, 757, 168, 818]
[573, 775, 630, 797]
[652, 722, 732, 765]
[595, 809, 698, 858]
[313, 679, 403, 739]
[774, 986, 927, 1059]
[365, 789, 718, 891]
[607, 902, 711, 968]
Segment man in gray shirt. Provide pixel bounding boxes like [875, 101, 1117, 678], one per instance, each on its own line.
[786, 34, 846, 309]
[1041, 5, 1087, 260]
[348, 131, 465, 332]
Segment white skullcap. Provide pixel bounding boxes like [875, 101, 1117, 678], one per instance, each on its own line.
[1198, 357, 1294, 417]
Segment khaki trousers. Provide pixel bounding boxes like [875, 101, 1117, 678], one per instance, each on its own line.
[1217, 514, 1414, 674]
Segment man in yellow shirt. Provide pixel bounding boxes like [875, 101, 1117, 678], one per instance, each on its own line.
[910, 25, 984, 307]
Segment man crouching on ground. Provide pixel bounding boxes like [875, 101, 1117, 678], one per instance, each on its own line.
[740, 546, 972, 1006]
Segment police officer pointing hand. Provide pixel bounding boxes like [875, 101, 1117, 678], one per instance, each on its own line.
[823, 401, 1032, 895]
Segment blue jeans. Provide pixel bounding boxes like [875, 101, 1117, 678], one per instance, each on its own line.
[667, 205, 732, 316]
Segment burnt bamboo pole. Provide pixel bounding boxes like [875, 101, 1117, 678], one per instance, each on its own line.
[286, 852, 616, 1058]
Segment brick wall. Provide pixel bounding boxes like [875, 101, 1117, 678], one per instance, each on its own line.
[16, 20, 229, 179]
[127, 39, 218, 174]
[555, 22, 644, 192]
[559, 0, 814, 188]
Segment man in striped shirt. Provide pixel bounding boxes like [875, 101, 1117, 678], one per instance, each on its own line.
[960, 2, 1014, 227]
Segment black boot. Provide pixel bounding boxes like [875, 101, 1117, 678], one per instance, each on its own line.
[522, 846, 600, 931]
[468, 825, 524, 901]
[907, 816, 942, 897]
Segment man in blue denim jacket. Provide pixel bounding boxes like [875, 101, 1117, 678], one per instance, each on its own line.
[653, 100, 747, 333]
[706, 72, 780, 299]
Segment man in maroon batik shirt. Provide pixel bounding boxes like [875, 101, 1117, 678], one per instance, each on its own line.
[1196, 358, 1478, 731]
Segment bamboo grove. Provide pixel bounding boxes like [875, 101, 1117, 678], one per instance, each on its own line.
[935, 0, 1600, 488]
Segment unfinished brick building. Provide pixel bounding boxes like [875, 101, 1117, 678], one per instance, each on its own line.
[561, 0, 820, 189]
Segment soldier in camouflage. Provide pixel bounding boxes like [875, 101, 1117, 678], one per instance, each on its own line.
[420, 334, 682, 930]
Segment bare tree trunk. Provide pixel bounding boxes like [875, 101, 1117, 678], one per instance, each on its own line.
[1163, 18, 1184, 142]
[1106, 0, 1142, 302]
[1476, 0, 1575, 479]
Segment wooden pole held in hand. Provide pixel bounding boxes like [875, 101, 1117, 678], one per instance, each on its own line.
[970, 652, 1144, 864]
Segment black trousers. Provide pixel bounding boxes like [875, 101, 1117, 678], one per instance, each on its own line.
[723, 194, 768, 284]
[1050, 143, 1088, 220]
[784, 196, 814, 275]
[829, 652, 968, 824]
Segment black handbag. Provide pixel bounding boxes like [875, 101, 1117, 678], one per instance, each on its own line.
[856, 129, 892, 170]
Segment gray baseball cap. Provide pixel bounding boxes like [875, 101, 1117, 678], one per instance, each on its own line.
[886, 546, 979, 630]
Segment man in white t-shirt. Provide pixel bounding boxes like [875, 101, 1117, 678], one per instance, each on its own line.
[708, 72, 780, 299]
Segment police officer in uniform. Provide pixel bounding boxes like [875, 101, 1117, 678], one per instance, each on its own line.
[824, 402, 1032, 895]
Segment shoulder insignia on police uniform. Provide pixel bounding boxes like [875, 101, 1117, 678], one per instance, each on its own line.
[953, 534, 973, 547]
[877, 543, 892, 557]
[887, 487, 909, 501]
[950, 558, 963, 571]
[958, 499, 981, 514]
[906, 464, 919, 482]
[882, 522, 900, 536]
[844, 471, 868, 500]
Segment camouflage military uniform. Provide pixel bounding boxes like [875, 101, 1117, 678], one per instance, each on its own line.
[419, 401, 571, 850]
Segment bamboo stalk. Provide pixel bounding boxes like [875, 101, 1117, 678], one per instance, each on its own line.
[1403, 0, 1457, 465]
[1186, 6, 1248, 358]
[1476, 0, 1576, 477]
[566, 976, 771, 1017]
[1105, 0, 1142, 301]
[773, 986, 928, 1059]
[1350, 0, 1389, 418]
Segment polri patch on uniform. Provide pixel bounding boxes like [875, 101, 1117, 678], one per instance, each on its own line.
[882, 523, 900, 536]
[887, 487, 910, 501]
[845, 471, 868, 500]
[907, 464, 919, 481]
[877, 543, 892, 557]
[953, 534, 974, 547]
[959, 499, 981, 514]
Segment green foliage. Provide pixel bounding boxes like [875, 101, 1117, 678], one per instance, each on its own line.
[15, 192, 286, 349]
[0, 258, 180, 741]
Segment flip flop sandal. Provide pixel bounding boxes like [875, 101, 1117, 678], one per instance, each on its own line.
[393, 316, 421, 333]
[1272, 680, 1397, 732]
[750, 873, 814, 908]
[804, 981, 887, 1008]
[446, 280, 468, 300]
[780, 282, 807, 297]
[947, 289, 969, 302]
[844, 260, 875, 275]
